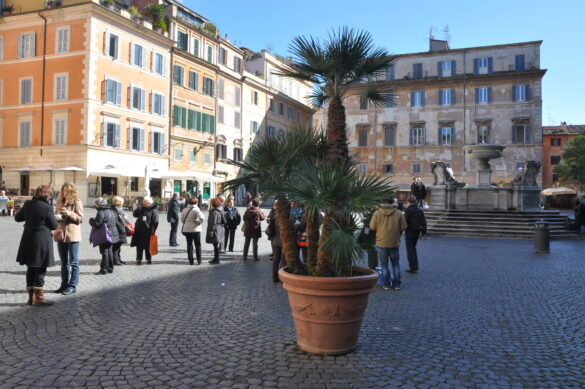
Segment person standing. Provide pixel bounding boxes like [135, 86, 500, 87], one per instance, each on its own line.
[411, 177, 427, 208]
[167, 193, 180, 247]
[111, 196, 128, 266]
[358, 208, 378, 270]
[15, 185, 58, 306]
[369, 197, 407, 291]
[216, 195, 226, 253]
[269, 203, 283, 282]
[223, 198, 241, 252]
[243, 199, 265, 261]
[89, 198, 119, 275]
[206, 198, 225, 265]
[181, 197, 205, 265]
[197, 191, 203, 210]
[54, 182, 84, 295]
[403, 197, 427, 273]
[131, 197, 159, 265]
[0, 189, 10, 216]
[577, 195, 585, 234]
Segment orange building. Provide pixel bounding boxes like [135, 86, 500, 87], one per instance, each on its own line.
[542, 123, 585, 188]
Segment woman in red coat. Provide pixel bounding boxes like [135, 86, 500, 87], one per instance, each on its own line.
[242, 199, 265, 261]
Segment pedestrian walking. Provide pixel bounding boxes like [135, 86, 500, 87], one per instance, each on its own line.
[411, 177, 427, 208]
[89, 198, 119, 275]
[243, 199, 265, 261]
[197, 191, 203, 210]
[131, 196, 159, 265]
[167, 193, 180, 247]
[15, 185, 58, 306]
[369, 197, 407, 291]
[268, 202, 283, 282]
[54, 182, 84, 295]
[403, 197, 427, 273]
[216, 195, 226, 253]
[224, 198, 241, 252]
[206, 198, 225, 265]
[111, 196, 128, 266]
[181, 197, 205, 265]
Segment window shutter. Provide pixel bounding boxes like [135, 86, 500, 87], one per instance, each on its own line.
[423, 128, 427, 145]
[127, 86, 132, 108]
[525, 125, 531, 143]
[512, 125, 517, 143]
[525, 85, 531, 101]
[473, 58, 479, 74]
[138, 129, 144, 151]
[409, 128, 414, 145]
[149, 92, 153, 113]
[487, 87, 492, 103]
[161, 135, 165, 154]
[438, 90, 443, 105]
[451, 60, 456, 75]
[116, 82, 121, 105]
[187, 109, 193, 130]
[202, 113, 208, 132]
[140, 89, 145, 110]
[196, 111, 202, 131]
[161, 96, 165, 117]
[421, 91, 425, 107]
[114, 124, 121, 148]
[101, 80, 106, 102]
[181, 107, 187, 129]
[451, 89, 456, 105]
[437, 62, 442, 77]
[512, 85, 517, 101]
[210, 80, 214, 97]
[32, 33, 36, 57]
[487, 57, 493, 73]
[210, 115, 215, 134]
[475, 88, 479, 104]
[438, 128, 442, 145]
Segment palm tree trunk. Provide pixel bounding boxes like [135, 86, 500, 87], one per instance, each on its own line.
[305, 211, 320, 268]
[276, 196, 306, 275]
[325, 96, 349, 168]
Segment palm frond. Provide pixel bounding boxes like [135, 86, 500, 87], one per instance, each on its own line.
[320, 219, 363, 277]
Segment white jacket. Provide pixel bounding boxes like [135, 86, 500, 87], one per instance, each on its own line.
[181, 205, 205, 233]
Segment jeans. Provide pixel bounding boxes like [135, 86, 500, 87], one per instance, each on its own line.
[366, 248, 378, 269]
[376, 246, 401, 287]
[26, 266, 47, 287]
[57, 241, 80, 289]
[169, 222, 178, 245]
[184, 232, 201, 264]
[243, 237, 259, 260]
[224, 228, 236, 251]
[405, 230, 420, 271]
[99, 243, 114, 272]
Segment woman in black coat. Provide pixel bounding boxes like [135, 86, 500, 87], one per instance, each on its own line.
[15, 185, 58, 306]
[131, 196, 159, 264]
[206, 198, 225, 265]
[89, 197, 119, 275]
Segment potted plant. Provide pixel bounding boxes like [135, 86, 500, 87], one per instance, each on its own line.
[203, 22, 218, 37]
[225, 27, 395, 356]
[145, 4, 168, 32]
[128, 6, 141, 21]
[101, 0, 115, 10]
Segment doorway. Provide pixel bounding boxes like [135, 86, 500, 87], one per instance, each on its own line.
[100, 177, 118, 196]
[20, 172, 30, 195]
[149, 179, 161, 198]
[186, 180, 198, 196]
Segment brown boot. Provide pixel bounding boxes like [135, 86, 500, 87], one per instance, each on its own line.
[32, 287, 54, 306]
[26, 287, 34, 305]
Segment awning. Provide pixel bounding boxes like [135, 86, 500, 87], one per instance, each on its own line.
[541, 187, 577, 196]
[163, 171, 223, 182]
[6, 166, 85, 172]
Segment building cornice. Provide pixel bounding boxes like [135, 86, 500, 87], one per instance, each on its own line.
[394, 40, 544, 59]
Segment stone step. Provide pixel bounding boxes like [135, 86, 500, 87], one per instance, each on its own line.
[428, 229, 581, 240]
[426, 216, 566, 223]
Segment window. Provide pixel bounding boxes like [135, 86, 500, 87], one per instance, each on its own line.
[206, 45, 213, 63]
[385, 65, 395, 81]
[550, 156, 561, 165]
[130, 127, 145, 151]
[233, 147, 243, 162]
[439, 127, 454, 145]
[152, 92, 165, 116]
[234, 86, 241, 106]
[411, 91, 425, 107]
[359, 96, 367, 110]
[173, 105, 187, 128]
[56, 26, 70, 53]
[190, 149, 197, 163]
[288, 107, 294, 120]
[385, 93, 395, 108]
[269, 98, 274, 111]
[105, 32, 118, 59]
[278, 102, 284, 115]
[550, 138, 561, 146]
[296, 111, 301, 121]
[130, 86, 145, 110]
[219, 48, 227, 65]
[382, 164, 394, 174]
[20, 78, 33, 104]
[358, 127, 368, 147]
[202, 113, 215, 133]
[174, 147, 183, 161]
[475, 87, 492, 104]
[152, 52, 165, 75]
[18, 33, 36, 58]
[217, 105, 224, 124]
[439, 89, 455, 105]
[218, 79, 224, 100]
[251, 91, 258, 105]
[278, 129, 285, 138]
[104, 79, 122, 105]
[267, 125, 275, 137]
[478, 125, 490, 144]
[130, 177, 139, 191]
[202, 77, 214, 97]
[234, 111, 241, 128]
[233, 57, 242, 73]
[384, 126, 395, 146]
[177, 31, 188, 51]
[215, 144, 227, 160]
[512, 85, 531, 102]
[19, 121, 32, 147]
[173, 64, 184, 86]
[250, 121, 259, 134]
[474, 57, 492, 74]
[151, 131, 165, 154]
[187, 109, 197, 130]
[53, 118, 67, 145]
[409, 127, 426, 146]
[412, 163, 421, 174]
[438, 61, 455, 77]
[412, 63, 423, 79]
[204, 153, 211, 165]
[515, 54, 525, 71]
[358, 164, 367, 175]
[512, 123, 531, 144]
[54, 73, 68, 101]
[103, 122, 120, 148]
[188, 70, 199, 90]
[192, 39, 200, 57]
[131, 43, 145, 68]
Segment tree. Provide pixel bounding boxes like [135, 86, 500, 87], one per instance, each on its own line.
[555, 135, 585, 190]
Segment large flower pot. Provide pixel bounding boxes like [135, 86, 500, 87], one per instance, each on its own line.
[279, 266, 378, 355]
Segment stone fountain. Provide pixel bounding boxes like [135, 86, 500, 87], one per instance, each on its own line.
[463, 144, 505, 186]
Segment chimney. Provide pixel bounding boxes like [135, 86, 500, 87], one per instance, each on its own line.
[429, 38, 449, 52]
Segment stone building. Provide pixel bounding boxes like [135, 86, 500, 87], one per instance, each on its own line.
[542, 123, 585, 188]
[314, 39, 546, 190]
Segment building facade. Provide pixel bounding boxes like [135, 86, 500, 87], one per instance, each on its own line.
[314, 39, 546, 189]
[542, 123, 585, 188]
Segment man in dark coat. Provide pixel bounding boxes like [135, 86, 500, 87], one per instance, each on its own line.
[403, 196, 427, 273]
[167, 193, 180, 247]
[411, 177, 427, 208]
[206, 198, 225, 264]
[243, 199, 265, 261]
[15, 185, 58, 305]
[131, 197, 159, 264]
[577, 195, 585, 234]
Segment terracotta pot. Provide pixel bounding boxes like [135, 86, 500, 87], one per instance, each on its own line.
[279, 266, 378, 355]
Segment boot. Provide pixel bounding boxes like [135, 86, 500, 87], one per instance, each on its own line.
[26, 287, 34, 305]
[32, 287, 54, 306]
[196, 246, 202, 265]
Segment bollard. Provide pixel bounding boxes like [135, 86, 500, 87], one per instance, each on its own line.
[533, 220, 550, 254]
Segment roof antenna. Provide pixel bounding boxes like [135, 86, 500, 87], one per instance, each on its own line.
[442, 25, 451, 46]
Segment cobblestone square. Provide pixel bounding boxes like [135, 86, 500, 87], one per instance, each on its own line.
[0, 209, 584, 388]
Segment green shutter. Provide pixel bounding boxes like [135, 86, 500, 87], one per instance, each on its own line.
[196, 111, 202, 131]
[202, 113, 208, 132]
[187, 109, 194, 130]
[181, 107, 187, 128]
[210, 115, 215, 134]
[173, 105, 179, 126]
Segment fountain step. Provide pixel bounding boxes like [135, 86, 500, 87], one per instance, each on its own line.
[427, 230, 582, 240]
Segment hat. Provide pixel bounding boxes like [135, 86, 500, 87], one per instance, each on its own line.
[94, 197, 108, 208]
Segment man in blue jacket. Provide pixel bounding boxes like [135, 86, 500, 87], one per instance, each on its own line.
[167, 193, 180, 247]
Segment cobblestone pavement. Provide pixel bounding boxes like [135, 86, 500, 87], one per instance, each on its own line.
[0, 209, 584, 388]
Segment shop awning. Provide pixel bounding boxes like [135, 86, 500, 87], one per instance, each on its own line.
[7, 166, 85, 172]
[164, 171, 223, 182]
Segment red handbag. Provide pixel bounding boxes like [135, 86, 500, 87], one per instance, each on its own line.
[125, 221, 135, 236]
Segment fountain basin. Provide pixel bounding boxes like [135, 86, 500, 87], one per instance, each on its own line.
[463, 144, 505, 169]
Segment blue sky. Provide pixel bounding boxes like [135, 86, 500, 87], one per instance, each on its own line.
[186, 0, 585, 126]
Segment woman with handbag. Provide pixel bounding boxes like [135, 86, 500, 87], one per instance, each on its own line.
[206, 198, 225, 265]
[54, 182, 84, 295]
[89, 198, 119, 275]
[131, 196, 159, 265]
[223, 198, 241, 252]
[111, 196, 129, 266]
[243, 199, 265, 261]
[181, 197, 205, 265]
[15, 185, 58, 305]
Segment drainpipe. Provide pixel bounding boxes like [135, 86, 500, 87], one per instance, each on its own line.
[462, 48, 467, 174]
[38, 11, 48, 157]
